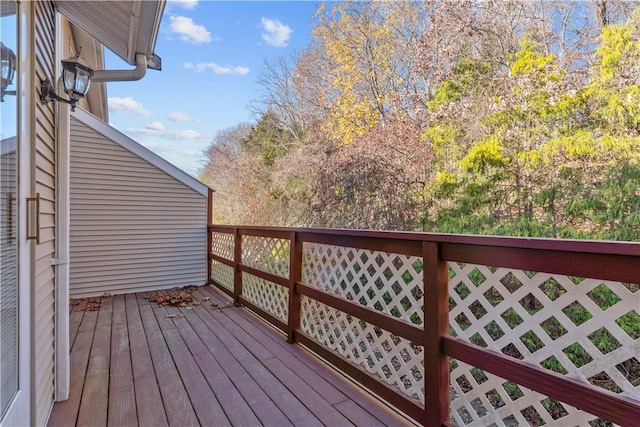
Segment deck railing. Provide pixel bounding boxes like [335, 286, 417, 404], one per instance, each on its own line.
[207, 223, 640, 427]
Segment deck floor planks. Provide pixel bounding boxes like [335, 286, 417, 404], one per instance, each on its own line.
[76, 297, 113, 427]
[68, 303, 85, 349]
[124, 293, 168, 427]
[191, 302, 326, 426]
[192, 289, 356, 426]
[197, 288, 350, 405]
[47, 307, 98, 427]
[198, 286, 410, 425]
[135, 293, 201, 427]
[182, 299, 293, 427]
[171, 304, 263, 426]
[107, 294, 137, 427]
[150, 302, 231, 427]
[49, 287, 414, 427]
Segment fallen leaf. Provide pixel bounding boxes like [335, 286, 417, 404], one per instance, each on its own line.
[192, 301, 201, 306]
[166, 314, 176, 319]
[176, 313, 184, 319]
[203, 296, 211, 301]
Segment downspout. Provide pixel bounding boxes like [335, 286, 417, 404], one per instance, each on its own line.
[91, 52, 147, 82]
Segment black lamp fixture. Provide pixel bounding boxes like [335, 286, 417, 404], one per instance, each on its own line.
[1, 41, 17, 102]
[40, 49, 93, 111]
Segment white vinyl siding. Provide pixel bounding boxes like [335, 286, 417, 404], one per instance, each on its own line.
[69, 113, 207, 298]
[33, 1, 56, 425]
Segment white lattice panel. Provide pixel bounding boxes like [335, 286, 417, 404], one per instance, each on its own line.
[448, 262, 640, 426]
[242, 273, 289, 322]
[303, 243, 424, 325]
[450, 359, 598, 426]
[300, 296, 424, 402]
[242, 236, 290, 278]
[211, 231, 234, 260]
[210, 260, 234, 292]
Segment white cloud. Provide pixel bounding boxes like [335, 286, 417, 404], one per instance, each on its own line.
[169, 16, 212, 44]
[146, 121, 165, 131]
[167, 0, 198, 10]
[167, 111, 198, 122]
[183, 62, 250, 75]
[108, 97, 151, 116]
[260, 18, 292, 47]
[127, 126, 206, 140]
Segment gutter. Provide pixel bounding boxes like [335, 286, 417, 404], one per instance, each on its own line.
[92, 53, 147, 82]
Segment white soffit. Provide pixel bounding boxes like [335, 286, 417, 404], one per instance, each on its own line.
[55, 0, 164, 66]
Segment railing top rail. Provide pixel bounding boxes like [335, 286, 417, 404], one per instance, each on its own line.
[208, 224, 640, 257]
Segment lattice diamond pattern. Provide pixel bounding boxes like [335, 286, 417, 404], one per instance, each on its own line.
[300, 296, 424, 402]
[303, 243, 423, 325]
[242, 236, 290, 278]
[448, 262, 639, 425]
[211, 232, 234, 260]
[210, 260, 234, 292]
[242, 273, 288, 322]
[450, 360, 599, 426]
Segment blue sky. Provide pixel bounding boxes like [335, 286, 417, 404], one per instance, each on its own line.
[104, 0, 320, 176]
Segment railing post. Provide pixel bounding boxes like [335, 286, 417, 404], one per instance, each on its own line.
[233, 227, 242, 305]
[423, 241, 450, 426]
[287, 231, 302, 343]
[206, 188, 213, 281]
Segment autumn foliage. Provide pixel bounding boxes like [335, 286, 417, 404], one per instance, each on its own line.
[201, 0, 640, 240]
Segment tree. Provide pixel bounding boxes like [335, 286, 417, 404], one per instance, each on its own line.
[311, 118, 432, 230]
[311, 1, 428, 144]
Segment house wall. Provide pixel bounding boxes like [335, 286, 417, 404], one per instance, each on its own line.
[33, 1, 57, 425]
[69, 112, 208, 298]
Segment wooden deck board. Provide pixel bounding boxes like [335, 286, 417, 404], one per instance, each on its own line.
[136, 294, 201, 427]
[108, 294, 137, 427]
[198, 287, 410, 425]
[76, 298, 113, 427]
[124, 293, 168, 427]
[49, 286, 413, 427]
[184, 298, 293, 426]
[47, 309, 97, 427]
[172, 305, 263, 426]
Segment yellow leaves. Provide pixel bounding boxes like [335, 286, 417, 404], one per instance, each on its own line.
[312, 1, 413, 145]
[436, 171, 457, 186]
[423, 124, 456, 148]
[539, 131, 640, 165]
[595, 18, 638, 84]
[460, 136, 507, 172]
[510, 37, 554, 76]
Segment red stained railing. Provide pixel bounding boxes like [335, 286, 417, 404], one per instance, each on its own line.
[207, 220, 640, 426]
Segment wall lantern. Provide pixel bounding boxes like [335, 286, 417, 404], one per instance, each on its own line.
[40, 49, 93, 111]
[1, 41, 17, 102]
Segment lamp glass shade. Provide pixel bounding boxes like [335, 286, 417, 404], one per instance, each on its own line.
[74, 67, 92, 94]
[62, 66, 76, 93]
[1, 42, 16, 88]
[61, 52, 93, 100]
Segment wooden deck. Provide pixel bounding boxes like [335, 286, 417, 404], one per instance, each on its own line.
[47, 285, 412, 427]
